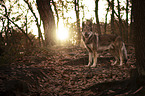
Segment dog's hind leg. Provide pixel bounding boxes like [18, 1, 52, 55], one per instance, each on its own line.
[122, 43, 128, 64]
[119, 49, 123, 66]
[111, 55, 119, 65]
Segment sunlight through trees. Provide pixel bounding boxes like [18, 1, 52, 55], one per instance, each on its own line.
[0, 0, 131, 46]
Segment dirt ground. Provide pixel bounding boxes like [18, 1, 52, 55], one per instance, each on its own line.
[0, 45, 145, 96]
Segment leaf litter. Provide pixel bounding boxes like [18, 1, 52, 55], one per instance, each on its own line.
[0, 45, 138, 96]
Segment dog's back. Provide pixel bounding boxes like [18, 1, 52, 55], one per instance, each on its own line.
[98, 34, 117, 46]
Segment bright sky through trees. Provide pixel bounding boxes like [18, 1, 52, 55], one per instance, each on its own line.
[1, 0, 129, 41]
[55, 0, 107, 41]
[57, 21, 69, 40]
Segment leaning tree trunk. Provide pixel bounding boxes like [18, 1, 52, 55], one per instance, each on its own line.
[133, 0, 145, 77]
[36, 0, 56, 46]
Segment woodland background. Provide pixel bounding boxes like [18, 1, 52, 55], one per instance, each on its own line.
[0, 0, 145, 96]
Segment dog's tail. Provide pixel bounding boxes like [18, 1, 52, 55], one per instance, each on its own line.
[122, 43, 128, 64]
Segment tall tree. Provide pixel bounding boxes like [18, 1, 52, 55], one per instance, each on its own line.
[36, 0, 56, 46]
[130, 0, 133, 41]
[117, 0, 122, 35]
[74, 0, 81, 44]
[95, 0, 101, 34]
[132, 0, 145, 77]
[104, 5, 109, 34]
[126, 0, 129, 42]
[111, 0, 115, 34]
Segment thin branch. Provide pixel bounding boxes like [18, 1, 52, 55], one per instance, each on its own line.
[106, 0, 125, 35]
[106, 0, 120, 19]
[0, 3, 32, 44]
[23, 0, 45, 46]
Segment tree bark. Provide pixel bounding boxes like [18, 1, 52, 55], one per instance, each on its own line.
[132, 0, 145, 76]
[36, 0, 56, 46]
[126, 0, 129, 42]
[104, 5, 109, 34]
[111, 0, 115, 34]
[74, 0, 81, 44]
[130, 0, 133, 42]
[95, 0, 101, 34]
[52, 0, 59, 29]
[117, 0, 122, 37]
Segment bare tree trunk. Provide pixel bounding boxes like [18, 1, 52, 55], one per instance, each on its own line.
[132, 0, 145, 77]
[126, 0, 129, 42]
[104, 5, 109, 34]
[95, 0, 101, 34]
[74, 0, 81, 44]
[52, 0, 59, 29]
[111, 0, 115, 34]
[36, 0, 56, 46]
[82, 5, 85, 32]
[25, 15, 28, 47]
[130, 0, 133, 42]
[61, 1, 65, 20]
[117, 0, 122, 37]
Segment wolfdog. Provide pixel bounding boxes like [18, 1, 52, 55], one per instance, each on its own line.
[82, 31, 128, 67]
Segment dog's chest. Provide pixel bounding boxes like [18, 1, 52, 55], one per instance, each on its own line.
[85, 43, 94, 51]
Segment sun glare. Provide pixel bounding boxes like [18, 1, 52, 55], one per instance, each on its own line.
[57, 24, 69, 41]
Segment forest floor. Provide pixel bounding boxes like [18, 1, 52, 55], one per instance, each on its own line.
[0, 45, 145, 96]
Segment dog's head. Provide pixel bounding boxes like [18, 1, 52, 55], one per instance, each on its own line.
[82, 31, 94, 44]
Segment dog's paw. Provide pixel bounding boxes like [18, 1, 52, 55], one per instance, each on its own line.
[111, 60, 117, 66]
[118, 64, 123, 66]
[85, 65, 90, 67]
[90, 65, 96, 68]
[111, 63, 115, 66]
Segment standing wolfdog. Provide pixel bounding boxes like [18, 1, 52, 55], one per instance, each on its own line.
[82, 31, 128, 67]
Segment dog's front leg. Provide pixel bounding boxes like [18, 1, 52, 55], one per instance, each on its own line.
[91, 51, 98, 67]
[119, 49, 123, 66]
[86, 52, 93, 67]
